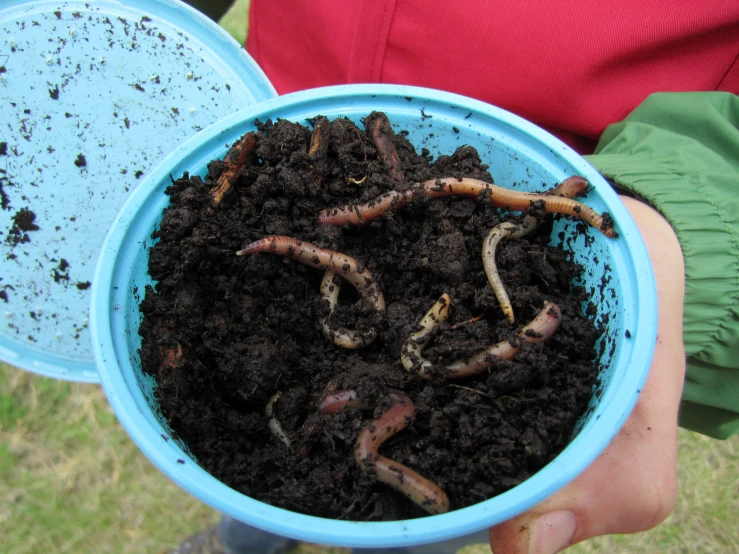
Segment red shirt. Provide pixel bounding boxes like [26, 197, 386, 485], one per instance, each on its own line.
[247, 0, 739, 152]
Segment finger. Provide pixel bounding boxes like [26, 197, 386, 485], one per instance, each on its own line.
[489, 197, 685, 554]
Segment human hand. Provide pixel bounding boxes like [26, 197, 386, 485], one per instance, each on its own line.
[488, 196, 686, 554]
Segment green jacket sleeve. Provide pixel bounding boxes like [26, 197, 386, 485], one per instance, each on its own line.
[584, 92, 739, 440]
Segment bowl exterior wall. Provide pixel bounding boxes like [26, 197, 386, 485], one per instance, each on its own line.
[91, 85, 656, 548]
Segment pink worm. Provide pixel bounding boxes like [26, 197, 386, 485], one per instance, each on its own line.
[319, 390, 450, 515]
[440, 301, 562, 379]
[318, 176, 616, 237]
[551, 175, 589, 198]
[318, 389, 369, 414]
[236, 236, 384, 305]
[483, 176, 589, 324]
[237, 236, 386, 348]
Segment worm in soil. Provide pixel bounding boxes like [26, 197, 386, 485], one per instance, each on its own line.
[157, 342, 182, 380]
[317, 177, 617, 237]
[265, 392, 291, 447]
[401, 293, 452, 376]
[365, 112, 405, 183]
[320, 271, 382, 348]
[403, 301, 561, 379]
[483, 176, 589, 324]
[444, 301, 562, 379]
[299, 381, 348, 457]
[308, 117, 331, 160]
[237, 236, 386, 349]
[317, 389, 370, 414]
[209, 132, 257, 206]
[319, 390, 450, 515]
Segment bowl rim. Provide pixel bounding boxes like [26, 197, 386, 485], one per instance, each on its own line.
[91, 84, 657, 548]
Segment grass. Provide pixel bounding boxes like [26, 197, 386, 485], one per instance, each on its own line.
[0, 364, 219, 554]
[217, 0, 250, 46]
[1, 362, 738, 554]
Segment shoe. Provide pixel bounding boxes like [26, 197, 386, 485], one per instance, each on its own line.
[216, 516, 298, 554]
[170, 526, 227, 554]
[170, 522, 298, 554]
[169, 525, 298, 554]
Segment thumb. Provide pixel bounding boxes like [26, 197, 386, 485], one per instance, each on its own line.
[488, 377, 680, 554]
[489, 197, 685, 554]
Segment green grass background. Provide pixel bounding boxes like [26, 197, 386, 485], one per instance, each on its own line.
[2, 2, 737, 553]
[218, 0, 249, 46]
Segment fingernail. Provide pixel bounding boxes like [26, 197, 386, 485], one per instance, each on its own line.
[528, 510, 577, 554]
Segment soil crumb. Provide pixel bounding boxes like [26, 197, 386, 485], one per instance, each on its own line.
[0, 180, 10, 210]
[6, 208, 39, 246]
[53, 258, 70, 283]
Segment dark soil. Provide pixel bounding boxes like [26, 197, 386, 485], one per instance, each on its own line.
[6, 207, 39, 247]
[139, 114, 601, 521]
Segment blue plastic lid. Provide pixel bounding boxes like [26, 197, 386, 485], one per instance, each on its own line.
[0, 0, 276, 382]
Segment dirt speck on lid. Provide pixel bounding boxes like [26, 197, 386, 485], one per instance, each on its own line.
[6, 208, 39, 247]
[53, 258, 70, 284]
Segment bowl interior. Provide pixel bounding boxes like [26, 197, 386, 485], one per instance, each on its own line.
[92, 85, 656, 548]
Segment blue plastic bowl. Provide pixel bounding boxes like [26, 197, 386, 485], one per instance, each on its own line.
[91, 85, 657, 548]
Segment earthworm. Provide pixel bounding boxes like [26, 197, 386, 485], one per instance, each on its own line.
[299, 381, 344, 457]
[404, 301, 560, 379]
[308, 116, 330, 160]
[320, 271, 380, 348]
[209, 132, 257, 206]
[318, 389, 369, 414]
[157, 342, 182, 380]
[444, 301, 561, 379]
[237, 236, 386, 349]
[318, 177, 616, 237]
[365, 112, 405, 183]
[482, 222, 530, 324]
[401, 294, 452, 376]
[483, 176, 589, 324]
[551, 175, 589, 198]
[319, 390, 450, 515]
[265, 392, 291, 447]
